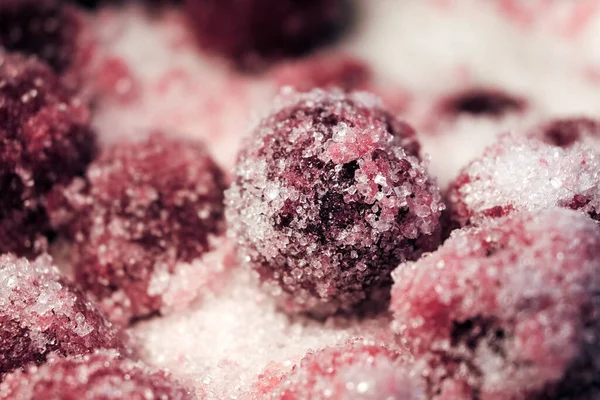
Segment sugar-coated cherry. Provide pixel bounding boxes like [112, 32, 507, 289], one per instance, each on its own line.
[447, 134, 600, 226]
[0, 254, 127, 377]
[391, 209, 600, 399]
[226, 89, 443, 317]
[47, 133, 227, 324]
[255, 341, 426, 400]
[0, 52, 96, 256]
[0, 350, 195, 400]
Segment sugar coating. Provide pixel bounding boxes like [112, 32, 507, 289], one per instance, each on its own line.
[0, 52, 96, 256]
[184, 0, 346, 70]
[0, 0, 82, 75]
[254, 339, 426, 400]
[530, 117, 600, 151]
[226, 89, 442, 316]
[390, 209, 600, 399]
[130, 268, 394, 399]
[0, 350, 195, 400]
[0, 254, 127, 377]
[447, 133, 600, 226]
[47, 133, 228, 324]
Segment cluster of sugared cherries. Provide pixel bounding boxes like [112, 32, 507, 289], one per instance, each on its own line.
[1, 0, 600, 399]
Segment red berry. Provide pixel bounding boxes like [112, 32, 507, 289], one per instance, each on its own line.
[0, 52, 96, 256]
[0, 0, 82, 75]
[226, 89, 442, 317]
[0, 350, 196, 400]
[0, 254, 127, 377]
[439, 87, 526, 119]
[530, 117, 600, 149]
[255, 341, 426, 400]
[47, 133, 227, 324]
[447, 134, 600, 226]
[390, 209, 600, 399]
[184, 0, 347, 70]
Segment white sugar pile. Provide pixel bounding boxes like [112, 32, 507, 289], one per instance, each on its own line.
[129, 268, 392, 399]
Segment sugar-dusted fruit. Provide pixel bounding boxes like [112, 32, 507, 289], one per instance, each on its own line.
[184, 0, 347, 69]
[47, 133, 227, 324]
[226, 89, 442, 317]
[0, 52, 96, 256]
[530, 117, 600, 150]
[0, 350, 195, 400]
[255, 340, 426, 400]
[447, 133, 600, 226]
[0, 254, 127, 377]
[391, 209, 600, 399]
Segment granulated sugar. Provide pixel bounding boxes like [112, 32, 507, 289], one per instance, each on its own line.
[447, 133, 600, 225]
[130, 268, 393, 399]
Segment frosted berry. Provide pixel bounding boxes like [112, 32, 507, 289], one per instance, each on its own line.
[390, 209, 600, 400]
[0, 52, 96, 256]
[0, 0, 81, 74]
[530, 117, 600, 150]
[447, 133, 600, 226]
[0, 254, 127, 377]
[184, 0, 347, 70]
[256, 341, 426, 400]
[0, 350, 195, 400]
[226, 89, 442, 317]
[47, 133, 227, 324]
[440, 87, 526, 119]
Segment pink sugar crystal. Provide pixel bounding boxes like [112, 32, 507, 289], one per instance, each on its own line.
[184, 0, 347, 70]
[254, 340, 426, 400]
[530, 117, 600, 150]
[0, 254, 127, 377]
[390, 209, 600, 399]
[447, 133, 600, 226]
[0, 0, 82, 75]
[0, 350, 195, 400]
[0, 52, 96, 256]
[47, 132, 227, 324]
[226, 89, 442, 317]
